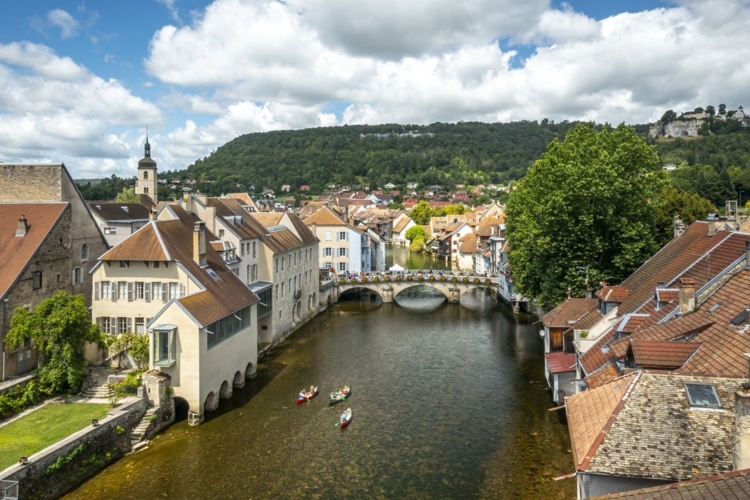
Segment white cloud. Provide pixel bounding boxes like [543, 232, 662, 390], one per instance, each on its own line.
[47, 9, 79, 39]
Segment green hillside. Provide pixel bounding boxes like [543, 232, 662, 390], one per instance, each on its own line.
[169, 121, 580, 195]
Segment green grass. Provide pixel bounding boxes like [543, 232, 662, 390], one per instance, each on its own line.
[0, 403, 109, 471]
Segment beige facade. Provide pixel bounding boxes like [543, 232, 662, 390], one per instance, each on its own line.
[134, 140, 158, 205]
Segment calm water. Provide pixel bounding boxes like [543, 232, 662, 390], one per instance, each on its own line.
[65, 291, 574, 499]
[386, 245, 452, 271]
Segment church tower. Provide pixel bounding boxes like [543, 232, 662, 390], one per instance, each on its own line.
[135, 135, 158, 205]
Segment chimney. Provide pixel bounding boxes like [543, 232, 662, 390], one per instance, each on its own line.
[707, 214, 718, 236]
[150, 206, 158, 222]
[586, 284, 592, 299]
[193, 221, 207, 266]
[733, 379, 750, 470]
[15, 214, 28, 237]
[678, 277, 696, 314]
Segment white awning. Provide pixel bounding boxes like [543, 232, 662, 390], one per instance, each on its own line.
[389, 264, 405, 272]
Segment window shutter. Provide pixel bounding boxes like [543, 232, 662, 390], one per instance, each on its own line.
[127, 317, 132, 332]
[180, 283, 185, 297]
[162, 283, 167, 302]
[112, 282, 118, 302]
[96, 317, 102, 331]
[145, 284, 151, 302]
[94, 282, 100, 301]
[110, 317, 116, 335]
[127, 282, 133, 301]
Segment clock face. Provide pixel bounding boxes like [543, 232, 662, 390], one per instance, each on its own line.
[143, 181, 150, 187]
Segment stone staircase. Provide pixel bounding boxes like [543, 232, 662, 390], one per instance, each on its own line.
[81, 382, 111, 399]
[130, 407, 157, 446]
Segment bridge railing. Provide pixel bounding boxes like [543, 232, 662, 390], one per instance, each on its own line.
[337, 270, 497, 286]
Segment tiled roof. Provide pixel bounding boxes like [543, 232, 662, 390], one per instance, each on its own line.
[575, 308, 604, 330]
[545, 352, 577, 374]
[597, 285, 632, 303]
[631, 341, 700, 369]
[617, 222, 750, 316]
[208, 198, 265, 240]
[580, 329, 617, 376]
[585, 374, 742, 480]
[590, 468, 750, 499]
[458, 232, 478, 253]
[223, 192, 255, 206]
[250, 212, 284, 227]
[541, 298, 599, 329]
[303, 206, 346, 226]
[284, 213, 318, 246]
[88, 202, 150, 221]
[0, 203, 68, 298]
[615, 313, 650, 334]
[584, 362, 620, 389]
[475, 215, 505, 237]
[655, 288, 679, 304]
[101, 214, 258, 326]
[393, 216, 411, 233]
[566, 373, 638, 469]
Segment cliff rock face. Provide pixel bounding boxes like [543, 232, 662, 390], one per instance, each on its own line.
[649, 119, 703, 139]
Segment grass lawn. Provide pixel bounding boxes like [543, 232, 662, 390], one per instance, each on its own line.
[0, 403, 110, 471]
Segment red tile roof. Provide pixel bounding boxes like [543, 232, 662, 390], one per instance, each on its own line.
[590, 468, 750, 499]
[0, 203, 68, 298]
[597, 285, 631, 303]
[541, 298, 599, 329]
[545, 352, 577, 374]
[631, 341, 701, 369]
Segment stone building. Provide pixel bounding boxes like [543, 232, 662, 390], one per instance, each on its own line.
[134, 138, 157, 205]
[0, 163, 108, 379]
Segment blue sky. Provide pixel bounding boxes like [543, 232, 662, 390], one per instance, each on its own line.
[0, 0, 747, 178]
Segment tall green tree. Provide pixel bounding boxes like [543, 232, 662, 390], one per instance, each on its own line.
[410, 200, 433, 225]
[506, 124, 666, 309]
[5, 292, 102, 394]
[115, 186, 141, 203]
[405, 225, 426, 242]
[653, 187, 715, 245]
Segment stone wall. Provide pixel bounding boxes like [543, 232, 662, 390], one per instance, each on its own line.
[0, 165, 62, 202]
[0, 398, 146, 500]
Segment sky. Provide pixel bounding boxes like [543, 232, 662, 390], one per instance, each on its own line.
[0, 0, 748, 179]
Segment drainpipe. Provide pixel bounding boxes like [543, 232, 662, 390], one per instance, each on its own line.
[2, 298, 7, 382]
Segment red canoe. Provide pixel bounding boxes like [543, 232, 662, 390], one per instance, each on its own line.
[296, 387, 319, 404]
[339, 407, 352, 429]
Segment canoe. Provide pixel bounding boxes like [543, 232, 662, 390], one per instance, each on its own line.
[340, 407, 352, 429]
[328, 386, 351, 405]
[296, 386, 319, 404]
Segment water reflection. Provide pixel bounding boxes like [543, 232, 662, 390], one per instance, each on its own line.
[64, 295, 574, 500]
[386, 246, 451, 271]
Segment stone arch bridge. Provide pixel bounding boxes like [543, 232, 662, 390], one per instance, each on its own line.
[336, 271, 498, 304]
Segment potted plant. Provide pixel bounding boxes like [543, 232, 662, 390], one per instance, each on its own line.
[418, 275, 424, 281]
[407, 275, 413, 281]
[396, 275, 402, 282]
[339, 278, 345, 285]
[462, 277, 469, 284]
[384, 276, 391, 282]
[451, 277, 458, 283]
[429, 275, 436, 282]
[485, 279, 492, 285]
[473, 278, 480, 284]
[374, 277, 380, 284]
[440, 276, 447, 282]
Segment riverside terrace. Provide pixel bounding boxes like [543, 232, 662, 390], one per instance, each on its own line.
[336, 270, 500, 305]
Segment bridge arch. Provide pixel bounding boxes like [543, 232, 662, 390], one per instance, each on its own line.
[338, 286, 384, 302]
[393, 284, 449, 302]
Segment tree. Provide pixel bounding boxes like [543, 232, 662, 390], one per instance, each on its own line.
[706, 105, 716, 117]
[719, 104, 727, 116]
[5, 292, 102, 394]
[475, 194, 492, 205]
[405, 225, 426, 242]
[661, 110, 677, 122]
[506, 123, 666, 309]
[444, 204, 467, 215]
[115, 186, 141, 203]
[653, 187, 715, 245]
[409, 237, 425, 253]
[410, 200, 433, 225]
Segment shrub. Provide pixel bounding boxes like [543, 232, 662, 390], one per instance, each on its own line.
[485, 279, 492, 285]
[462, 277, 469, 283]
[395, 276, 402, 282]
[429, 276, 436, 282]
[418, 275, 424, 281]
[384, 276, 390, 282]
[339, 279, 345, 285]
[373, 277, 380, 284]
[440, 276, 447, 282]
[361, 277, 368, 283]
[451, 277, 458, 283]
[0, 380, 44, 418]
[474, 278, 480, 284]
[407, 275, 413, 281]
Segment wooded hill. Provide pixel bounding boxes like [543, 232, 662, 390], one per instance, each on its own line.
[167, 121, 580, 196]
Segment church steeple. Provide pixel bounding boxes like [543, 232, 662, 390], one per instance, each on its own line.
[136, 130, 157, 204]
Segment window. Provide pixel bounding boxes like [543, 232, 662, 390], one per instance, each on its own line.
[119, 261, 129, 268]
[252, 264, 258, 281]
[206, 307, 250, 349]
[72, 267, 82, 286]
[275, 258, 278, 273]
[324, 247, 332, 257]
[338, 231, 347, 241]
[143, 171, 149, 180]
[219, 229, 225, 238]
[118, 317, 130, 334]
[153, 282, 165, 303]
[144, 187, 149, 194]
[153, 328, 176, 366]
[685, 383, 721, 408]
[136, 282, 145, 300]
[99, 317, 111, 334]
[282, 257, 285, 271]
[338, 248, 347, 257]
[104, 227, 116, 235]
[339, 262, 347, 272]
[101, 281, 111, 300]
[153, 261, 160, 269]
[281, 282, 285, 298]
[32, 271, 42, 290]
[169, 282, 179, 300]
[135, 317, 145, 334]
[252, 241, 256, 258]
[81, 243, 89, 262]
[325, 231, 332, 241]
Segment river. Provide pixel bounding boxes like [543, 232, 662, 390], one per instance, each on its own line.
[65, 286, 575, 499]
